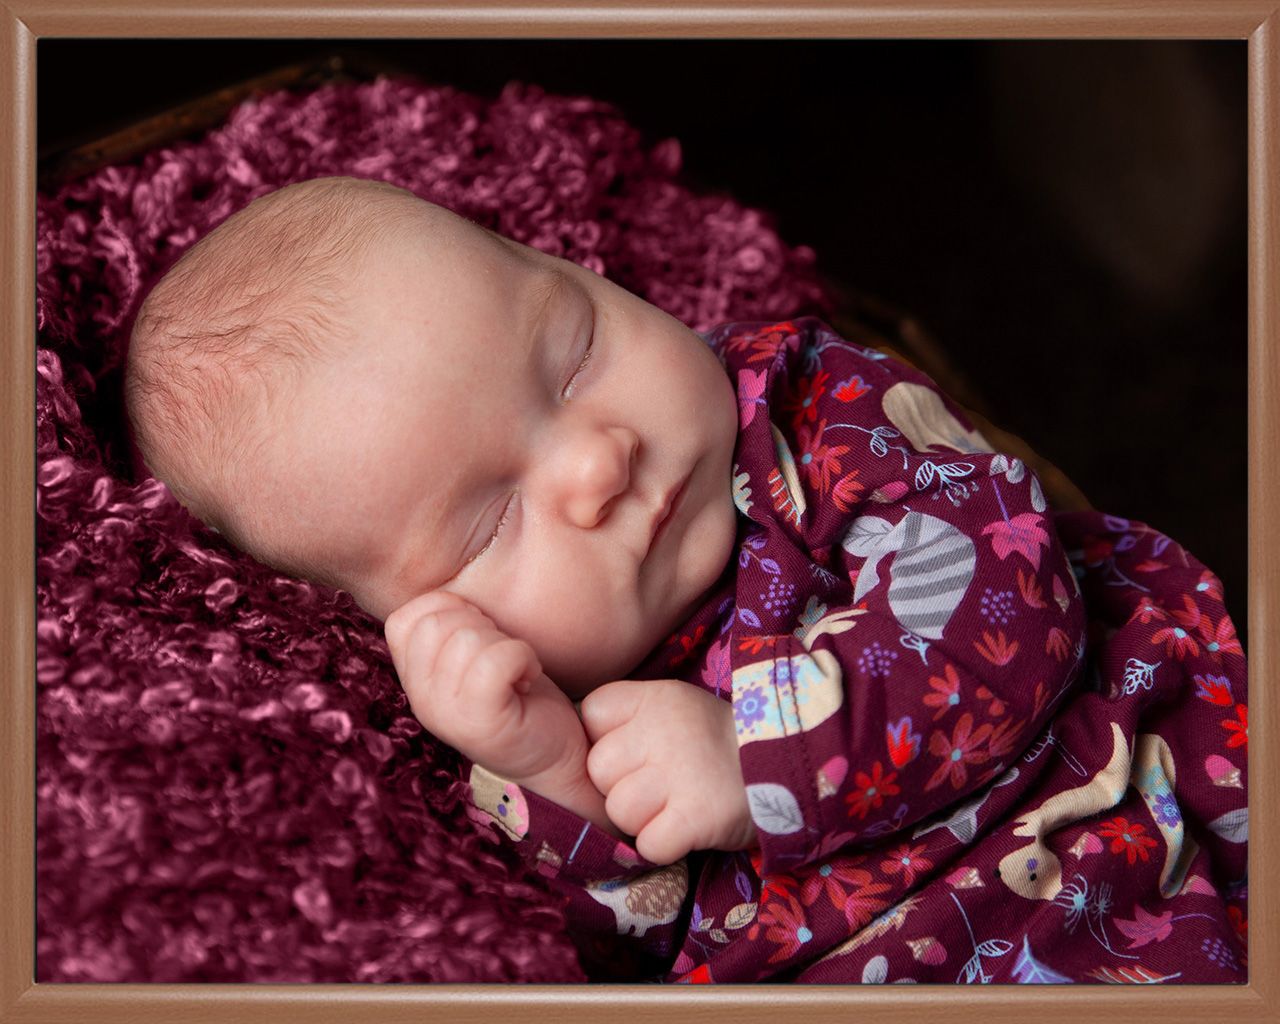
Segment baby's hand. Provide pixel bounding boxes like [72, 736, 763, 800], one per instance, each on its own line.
[384, 590, 589, 787]
[581, 679, 759, 865]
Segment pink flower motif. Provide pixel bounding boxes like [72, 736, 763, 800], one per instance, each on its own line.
[1113, 904, 1174, 948]
[737, 369, 768, 429]
[980, 513, 1050, 570]
[700, 637, 731, 698]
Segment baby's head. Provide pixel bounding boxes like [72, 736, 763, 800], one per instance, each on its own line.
[125, 176, 739, 696]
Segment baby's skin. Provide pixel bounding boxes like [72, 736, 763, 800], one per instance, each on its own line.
[356, 193, 760, 864]
[128, 177, 758, 865]
[385, 590, 758, 862]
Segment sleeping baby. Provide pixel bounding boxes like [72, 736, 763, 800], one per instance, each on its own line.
[124, 175, 1088, 978]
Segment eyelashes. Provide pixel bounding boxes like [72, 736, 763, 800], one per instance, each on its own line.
[460, 491, 516, 573]
[561, 317, 596, 401]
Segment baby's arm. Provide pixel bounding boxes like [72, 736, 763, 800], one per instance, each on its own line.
[384, 591, 620, 838]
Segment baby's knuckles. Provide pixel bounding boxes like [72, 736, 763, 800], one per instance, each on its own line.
[608, 680, 751, 855]
[384, 590, 481, 673]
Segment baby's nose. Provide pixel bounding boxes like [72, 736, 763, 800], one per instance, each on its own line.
[558, 425, 638, 529]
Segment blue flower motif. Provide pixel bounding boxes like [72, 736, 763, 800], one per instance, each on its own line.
[1154, 792, 1182, 829]
[734, 685, 769, 730]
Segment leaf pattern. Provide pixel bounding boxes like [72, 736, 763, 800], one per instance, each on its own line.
[1011, 936, 1072, 983]
[746, 783, 804, 835]
[1112, 905, 1173, 949]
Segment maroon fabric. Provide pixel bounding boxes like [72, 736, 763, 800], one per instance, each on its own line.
[35, 75, 832, 982]
[467, 319, 1249, 985]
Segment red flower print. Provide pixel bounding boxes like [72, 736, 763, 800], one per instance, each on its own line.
[795, 419, 851, 499]
[831, 470, 866, 513]
[738, 634, 783, 656]
[1099, 817, 1159, 865]
[840, 868, 895, 930]
[886, 717, 921, 769]
[880, 842, 933, 887]
[783, 367, 830, 429]
[1227, 904, 1248, 948]
[1082, 535, 1114, 565]
[923, 663, 962, 721]
[758, 889, 816, 964]
[1016, 566, 1046, 609]
[984, 714, 1027, 759]
[1195, 571, 1225, 603]
[1029, 680, 1051, 721]
[678, 963, 713, 984]
[1193, 673, 1233, 706]
[845, 761, 900, 820]
[975, 684, 1006, 716]
[723, 321, 799, 365]
[1196, 614, 1243, 662]
[747, 337, 786, 364]
[1150, 623, 1200, 660]
[974, 629, 1019, 666]
[758, 871, 800, 907]
[1170, 594, 1203, 631]
[1128, 595, 1168, 625]
[667, 624, 707, 666]
[925, 713, 993, 792]
[799, 858, 878, 914]
[982, 513, 1051, 569]
[834, 374, 871, 402]
[1222, 704, 1247, 749]
[1045, 627, 1071, 662]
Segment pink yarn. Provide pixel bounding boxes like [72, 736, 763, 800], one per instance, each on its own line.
[35, 73, 832, 982]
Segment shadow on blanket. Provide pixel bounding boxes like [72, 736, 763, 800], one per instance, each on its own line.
[35, 72, 1248, 984]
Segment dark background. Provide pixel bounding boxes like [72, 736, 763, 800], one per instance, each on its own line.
[38, 39, 1248, 645]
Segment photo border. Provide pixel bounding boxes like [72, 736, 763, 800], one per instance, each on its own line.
[3, 2, 1275, 1021]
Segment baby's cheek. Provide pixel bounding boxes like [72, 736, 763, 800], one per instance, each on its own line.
[492, 572, 643, 691]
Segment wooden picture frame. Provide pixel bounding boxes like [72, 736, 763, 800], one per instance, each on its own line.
[3, 3, 1274, 1021]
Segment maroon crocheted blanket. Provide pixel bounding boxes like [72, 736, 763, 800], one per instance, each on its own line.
[35, 73, 831, 981]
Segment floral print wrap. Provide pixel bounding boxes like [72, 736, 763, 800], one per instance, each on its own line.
[461, 317, 1248, 984]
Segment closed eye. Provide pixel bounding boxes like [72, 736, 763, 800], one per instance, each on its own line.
[458, 492, 516, 574]
[561, 318, 595, 400]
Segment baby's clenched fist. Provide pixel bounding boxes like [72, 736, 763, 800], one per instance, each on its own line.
[384, 590, 586, 786]
[581, 678, 759, 865]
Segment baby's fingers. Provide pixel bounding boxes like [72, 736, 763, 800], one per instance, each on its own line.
[388, 608, 488, 692]
[384, 590, 477, 659]
[603, 766, 667, 841]
[634, 804, 697, 867]
[469, 636, 542, 710]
